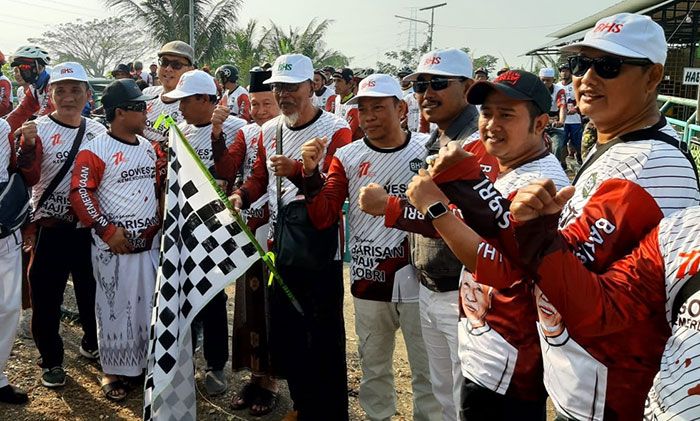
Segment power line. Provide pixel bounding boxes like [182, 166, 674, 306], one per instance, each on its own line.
[433, 22, 574, 30]
[11, 0, 102, 19]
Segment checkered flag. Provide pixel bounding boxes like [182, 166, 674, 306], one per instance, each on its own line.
[143, 117, 261, 420]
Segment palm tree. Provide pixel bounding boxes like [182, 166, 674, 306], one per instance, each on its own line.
[104, 0, 241, 64]
[211, 20, 269, 86]
[261, 19, 349, 68]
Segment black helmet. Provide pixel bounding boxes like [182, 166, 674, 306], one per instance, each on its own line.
[397, 66, 412, 78]
[215, 64, 239, 84]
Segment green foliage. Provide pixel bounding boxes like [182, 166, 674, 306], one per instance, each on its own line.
[376, 42, 430, 76]
[104, 0, 241, 65]
[27, 17, 152, 77]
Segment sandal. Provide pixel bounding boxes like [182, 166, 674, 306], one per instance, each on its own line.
[249, 387, 279, 416]
[101, 379, 128, 402]
[230, 382, 259, 410]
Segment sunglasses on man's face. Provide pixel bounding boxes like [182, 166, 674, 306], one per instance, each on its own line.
[567, 55, 652, 79]
[158, 57, 189, 70]
[270, 82, 302, 93]
[412, 77, 463, 94]
[118, 102, 147, 112]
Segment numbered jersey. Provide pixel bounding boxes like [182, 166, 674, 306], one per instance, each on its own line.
[30, 115, 106, 222]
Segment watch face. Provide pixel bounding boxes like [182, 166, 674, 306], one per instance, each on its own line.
[427, 202, 448, 219]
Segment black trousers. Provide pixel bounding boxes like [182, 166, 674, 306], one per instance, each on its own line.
[28, 225, 98, 368]
[270, 261, 348, 421]
[191, 290, 229, 371]
[460, 377, 546, 421]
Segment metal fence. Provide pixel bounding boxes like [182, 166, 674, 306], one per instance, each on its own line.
[658, 94, 700, 171]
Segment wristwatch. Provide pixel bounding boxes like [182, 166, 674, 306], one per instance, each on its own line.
[426, 201, 449, 220]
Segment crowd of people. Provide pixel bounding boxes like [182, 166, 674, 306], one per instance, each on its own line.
[0, 10, 699, 421]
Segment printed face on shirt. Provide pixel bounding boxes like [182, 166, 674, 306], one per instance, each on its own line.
[460, 271, 492, 329]
[50, 80, 90, 116]
[357, 96, 403, 143]
[478, 90, 547, 166]
[414, 73, 471, 128]
[573, 47, 660, 133]
[157, 54, 193, 92]
[250, 91, 280, 126]
[535, 287, 564, 337]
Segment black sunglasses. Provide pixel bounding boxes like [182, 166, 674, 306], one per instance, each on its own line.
[158, 57, 189, 70]
[567, 55, 652, 79]
[412, 77, 464, 94]
[117, 101, 147, 112]
[270, 82, 303, 93]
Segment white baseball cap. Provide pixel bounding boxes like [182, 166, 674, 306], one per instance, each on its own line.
[560, 13, 667, 65]
[539, 68, 555, 78]
[162, 69, 217, 100]
[263, 54, 314, 84]
[49, 62, 88, 84]
[403, 48, 473, 81]
[347, 74, 403, 105]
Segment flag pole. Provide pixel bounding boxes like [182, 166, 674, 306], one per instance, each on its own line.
[154, 114, 304, 315]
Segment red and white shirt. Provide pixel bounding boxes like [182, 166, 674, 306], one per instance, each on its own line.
[142, 86, 183, 146]
[70, 133, 165, 252]
[178, 116, 246, 170]
[0, 75, 12, 117]
[236, 110, 351, 242]
[440, 122, 699, 419]
[18, 115, 106, 222]
[561, 82, 581, 125]
[223, 85, 251, 122]
[458, 153, 569, 401]
[306, 132, 430, 302]
[313, 86, 335, 110]
[0, 119, 11, 182]
[333, 95, 363, 141]
[548, 83, 566, 116]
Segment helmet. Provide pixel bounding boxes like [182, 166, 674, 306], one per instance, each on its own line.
[11, 45, 51, 66]
[215, 64, 239, 84]
[397, 66, 412, 78]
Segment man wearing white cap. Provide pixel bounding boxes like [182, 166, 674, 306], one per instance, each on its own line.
[358, 48, 498, 421]
[298, 74, 440, 421]
[142, 41, 194, 146]
[161, 69, 246, 396]
[230, 53, 352, 421]
[16, 62, 106, 388]
[419, 13, 699, 420]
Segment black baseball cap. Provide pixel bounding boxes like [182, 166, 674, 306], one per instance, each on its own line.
[111, 63, 130, 76]
[467, 69, 551, 114]
[313, 69, 327, 81]
[333, 67, 354, 82]
[322, 66, 335, 73]
[558, 63, 571, 71]
[101, 79, 156, 109]
[249, 69, 273, 93]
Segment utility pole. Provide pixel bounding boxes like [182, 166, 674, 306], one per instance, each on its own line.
[395, 2, 446, 51]
[420, 3, 447, 50]
[189, 0, 195, 60]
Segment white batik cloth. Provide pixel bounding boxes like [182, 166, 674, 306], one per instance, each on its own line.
[93, 245, 159, 376]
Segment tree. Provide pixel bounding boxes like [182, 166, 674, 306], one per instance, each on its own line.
[473, 55, 499, 74]
[211, 20, 269, 87]
[104, 0, 241, 64]
[27, 17, 152, 77]
[376, 43, 430, 76]
[260, 19, 349, 68]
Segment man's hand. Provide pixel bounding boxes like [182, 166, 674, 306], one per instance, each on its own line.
[268, 154, 297, 177]
[510, 179, 575, 222]
[430, 141, 472, 176]
[21, 121, 38, 147]
[300, 137, 327, 176]
[229, 193, 243, 211]
[358, 183, 389, 216]
[407, 169, 449, 215]
[107, 227, 133, 254]
[211, 105, 229, 139]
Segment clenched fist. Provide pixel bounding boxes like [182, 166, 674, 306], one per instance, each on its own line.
[301, 137, 327, 176]
[429, 141, 472, 176]
[407, 169, 449, 215]
[358, 183, 389, 216]
[21, 121, 38, 147]
[211, 105, 230, 139]
[509, 179, 575, 222]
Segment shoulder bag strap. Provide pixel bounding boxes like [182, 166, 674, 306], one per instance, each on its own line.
[275, 119, 283, 211]
[35, 117, 86, 212]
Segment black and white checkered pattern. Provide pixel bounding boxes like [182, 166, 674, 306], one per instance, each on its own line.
[144, 125, 259, 420]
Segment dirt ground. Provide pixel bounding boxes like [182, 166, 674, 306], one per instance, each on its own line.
[1, 265, 555, 420]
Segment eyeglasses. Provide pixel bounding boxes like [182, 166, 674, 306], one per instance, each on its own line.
[412, 78, 464, 94]
[270, 82, 302, 93]
[117, 102, 147, 112]
[158, 57, 189, 70]
[567, 55, 653, 79]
